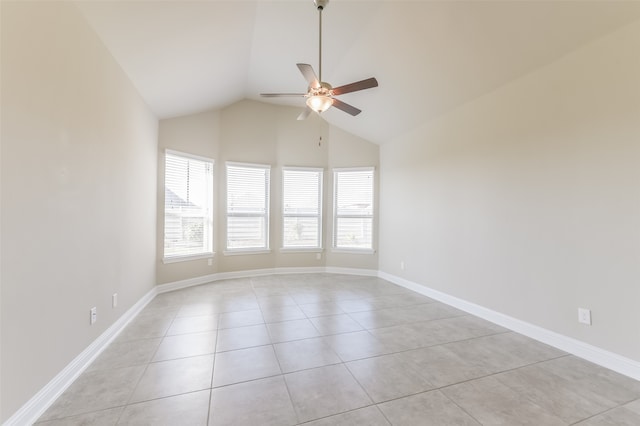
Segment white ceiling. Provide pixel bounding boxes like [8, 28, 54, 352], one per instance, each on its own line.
[76, 1, 640, 145]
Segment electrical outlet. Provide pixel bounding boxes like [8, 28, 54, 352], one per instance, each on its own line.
[90, 307, 97, 325]
[112, 293, 118, 308]
[400, 261, 405, 271]
[578, 308, 591, 325]
[207, 258, 213, 266]
[316, 253, 322, 260]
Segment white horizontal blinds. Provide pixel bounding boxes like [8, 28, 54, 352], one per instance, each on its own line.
[283, 168, 323, 248]
[226, 162, 270, 250]
[164, 151, 213, 259]
[333, 168, 374, 249]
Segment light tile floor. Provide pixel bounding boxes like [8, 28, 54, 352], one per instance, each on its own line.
[36, 274, 640, 425]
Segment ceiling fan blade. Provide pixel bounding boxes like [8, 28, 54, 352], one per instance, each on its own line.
[260, 93, 306, 97]
[331, 77, 378, 96]
[297, 63, 320, 89]
[297, 107, 312, 121]
[332, 98, 361, 116]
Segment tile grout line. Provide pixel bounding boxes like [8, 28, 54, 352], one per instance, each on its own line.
[206, 313, 220, 426]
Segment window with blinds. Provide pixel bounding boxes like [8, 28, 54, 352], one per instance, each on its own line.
[226, 162, 270, 251]
[282, 167, 323, 249]
[164, 150, 213, 261]
[333, 167, 374, 250]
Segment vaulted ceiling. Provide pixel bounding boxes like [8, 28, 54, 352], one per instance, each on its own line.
[76, 1, 640, 145]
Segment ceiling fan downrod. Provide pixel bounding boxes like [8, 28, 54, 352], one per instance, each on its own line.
[314, 0, 328, 83]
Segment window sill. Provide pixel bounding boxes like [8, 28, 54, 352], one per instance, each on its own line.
[163, 252, 215, 264]
[331, 248, 376, 255]
[223, 249, 272, 256]
[279, 248, 324, 253]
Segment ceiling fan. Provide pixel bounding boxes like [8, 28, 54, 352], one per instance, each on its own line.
[260, 0, 378, 120]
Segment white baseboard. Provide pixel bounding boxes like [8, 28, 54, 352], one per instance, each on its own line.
[378, 271, 640, 381]
[156, 266, 377, 294]
[325, 266, 379, 277]
[3, 287, 158, 426]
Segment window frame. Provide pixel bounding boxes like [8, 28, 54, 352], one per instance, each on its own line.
[225, 161, 271, 254]
[281, 166, 324, 251]
[162, 149, 214, 263]
[332, 166, 375, 253]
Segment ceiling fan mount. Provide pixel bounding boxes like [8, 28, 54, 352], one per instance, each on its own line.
[314, 0, 328, 11]
[260, 0, 378, 120]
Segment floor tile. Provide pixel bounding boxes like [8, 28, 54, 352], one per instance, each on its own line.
[475, 332, 566, 367]
[369, 321, 448, 352]
[346, 353, 434, 403]
[407, 332, 563, 382]
[322, 330, 389, 361]
[257, 294, 297, 308]
[574, 406, 640, 425]
[495, 363, 617, 423]
[209, 376, 297, 426]
[303, 406, 390, 426]
[129, 355, 213, 403]
[34, 407, 123, 426]
[167, 315, 218, 335]
[374, 293, 436, 309]
[117, 312, 174, 342]
[211, 296, 260, 313]
[38, 366, 145, 421]
[285, 364, 372, 423]
[308, 314, 364, 335]
[218, 309, 264, 329]
[260, 305, 306, 323]
[215, 324, 270, 352]
[212, 345, 281, 387]
[401, 302, 466, 322]
[537, 356, 640, 405]
[87, 338, 162, 372]
[118, 390, 210, 425]
[337, 298, 380, 313]
[400, 345, 496, 388]
[177, 302, 223, 318]
[298, 301, 344, 317]
[143, 292, 185, 310]
[625, 399, 640, 414]
[438, 315, 508, 340]
[274, 337, 341, 373]
[152, 331, 216, 361]
[253, 286, 292, 298]
[35, 273, 640, 426]
[442, 375, 566, 425]
[289, 291, 334, 305]
[348, 307, 416, 329]
[266, 318, 319, 343]
[377, 390, 480, 426]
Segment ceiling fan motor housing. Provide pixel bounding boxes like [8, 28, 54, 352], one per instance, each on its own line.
[309, 82, 333, 96]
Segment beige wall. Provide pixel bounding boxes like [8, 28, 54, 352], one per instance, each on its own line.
[0, 2, 158, 421]
[156, 109, 221, 283]
[379, 20, 640, 361]
[325, 126, 380, 270]
[157, 100, 379, 284]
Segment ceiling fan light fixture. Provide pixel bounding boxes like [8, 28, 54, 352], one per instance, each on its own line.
[306, 95, 333, 113]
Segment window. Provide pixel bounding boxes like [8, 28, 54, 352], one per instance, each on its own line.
[333, 167, 374, 251]
[282, 167, 323, 249]
[163, 150, 213, 261]
[226, 162, 270, 251]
